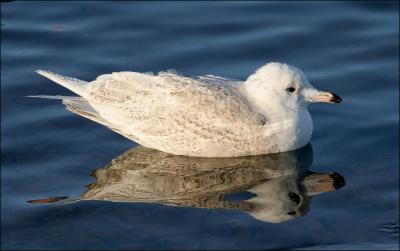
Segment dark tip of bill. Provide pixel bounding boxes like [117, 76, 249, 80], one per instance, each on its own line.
[330, 93, 343, 103]
[329, 172, 346, 189]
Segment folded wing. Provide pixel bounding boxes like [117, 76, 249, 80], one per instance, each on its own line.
[84, 71, 268, 155]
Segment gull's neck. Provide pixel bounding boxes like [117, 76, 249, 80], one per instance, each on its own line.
[239, 84, 302, 122]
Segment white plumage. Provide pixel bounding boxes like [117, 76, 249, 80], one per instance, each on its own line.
[31, 62, 341, 157]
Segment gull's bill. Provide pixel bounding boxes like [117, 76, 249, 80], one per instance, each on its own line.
[304, 89, 342, 104]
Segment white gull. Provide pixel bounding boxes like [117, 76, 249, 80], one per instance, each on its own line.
[30, 62, 342, 157]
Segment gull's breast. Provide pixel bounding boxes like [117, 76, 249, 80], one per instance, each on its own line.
[293, 110, 313, 150]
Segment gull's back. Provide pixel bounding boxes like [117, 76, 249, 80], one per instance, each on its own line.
[85, 71, 268, 157]
[34, 70, 270, 157]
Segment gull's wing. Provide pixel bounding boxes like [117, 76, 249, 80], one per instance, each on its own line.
[195, 74, 243, 85]
[85, 71, 268, 155]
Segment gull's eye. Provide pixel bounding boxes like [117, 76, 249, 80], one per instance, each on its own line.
[286, 87, 296, 93]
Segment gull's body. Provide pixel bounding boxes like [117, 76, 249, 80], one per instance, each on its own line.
[32, 62, 341, 157]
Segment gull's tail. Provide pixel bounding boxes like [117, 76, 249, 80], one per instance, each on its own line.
[35, 70, 89, 97]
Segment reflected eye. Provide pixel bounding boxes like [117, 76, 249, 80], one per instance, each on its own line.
[288, 192, 301, 204]
[286, 87, 296, 93]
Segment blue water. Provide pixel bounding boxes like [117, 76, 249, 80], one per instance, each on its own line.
[1, 1, 399, 250]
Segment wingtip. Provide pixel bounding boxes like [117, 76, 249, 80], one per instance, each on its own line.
[36, 70, 57, 77]
[25, 95, 51, 99]
[24, 95, 66, 100]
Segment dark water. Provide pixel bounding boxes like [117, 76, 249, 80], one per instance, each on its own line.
[1, 1, 399, 250]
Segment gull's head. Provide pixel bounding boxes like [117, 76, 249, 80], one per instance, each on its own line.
[244, 62, 342, 113]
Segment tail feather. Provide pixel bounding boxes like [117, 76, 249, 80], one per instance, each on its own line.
[36, 70, 88, 97]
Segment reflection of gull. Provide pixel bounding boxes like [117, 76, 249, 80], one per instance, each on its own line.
[29, 145, 345, 223]
[30, 62, 342, 157]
